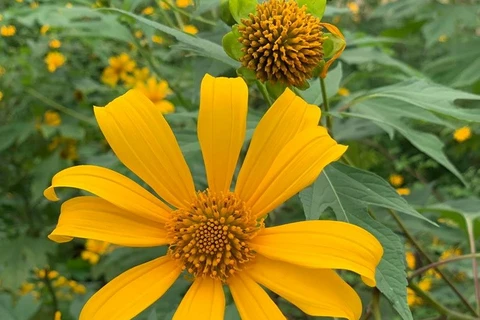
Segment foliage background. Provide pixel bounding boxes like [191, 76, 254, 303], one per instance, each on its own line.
[1, 0, 480, 319]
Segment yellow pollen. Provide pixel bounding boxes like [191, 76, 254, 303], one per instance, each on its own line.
[166, 190, 263, 282]
[238, 0, 324, 87]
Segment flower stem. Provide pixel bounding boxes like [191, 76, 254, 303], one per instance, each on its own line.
[372, 288, 381, 320]
[466, 219, 480, 313]
[408, 253, 480, 279]
[319, 77, 332, 133]
[388, 209, 478, 316]
[44, 271, 58, 315]
[256, 80, 273, 106]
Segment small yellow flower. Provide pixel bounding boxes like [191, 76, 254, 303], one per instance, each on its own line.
[49, 39, 62, 49]
[86, 239, 112, 254]
[30, 1, 39, 8]
[124, 67, 150, 87]
[54, 311, 62, 320]
[396, 188, 410, 196]
[453, 126, 472, 143]
[337, 87, 350, 97]
[101, 53, 136, 87]
[1, 25, 16, 37]
[151, 35, 164, 44]
[438, 34, 448, 43]
[407, 277, 432, 306]
[0, 66, 5, 76]
[40, 25, 50, 35]
[45, 52, 66, 73]
[73, 283, 87, 294]
[44, 75, 383, 320]
[406, 252, 416, 270]
[347, 2, 359, 14]
[0, 91, 3, 101]
[20, 282, 35, 295]
[135, 77, 175, 114]
[81, 251, 100, 264]
[176, 0, 193, 8]
[16, 0, 24, 2]
[134, 30, 144, 39]
[44, 110, 62, 126]
[53, 276, 68, 287]
[142, 6, 155, 15]
[66, 3, 73, 8]
[389, 174, 404, 187]
[440, 248, 462, 261]
[48, 270, 60, 279]
[183, 24, 198, 35]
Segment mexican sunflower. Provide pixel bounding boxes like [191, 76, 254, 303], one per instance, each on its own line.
[45, 74, 383, 319]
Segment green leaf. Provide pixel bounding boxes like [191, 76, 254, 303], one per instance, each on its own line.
[0, 237, 56, 291]
[107, 8, 240, 68]
[299, 163, 414, 320]
[299, 163, 431, 223]
[301, 62, 342, 104]
[297, 0, 327, 19]
[342, 101, 467, 185]
[222, 26, 243, 61]
[366, 79, 480, 122]
[0, 295, 16, 320]
[228, 0, 257, 24]
[13, 294, 41, 320]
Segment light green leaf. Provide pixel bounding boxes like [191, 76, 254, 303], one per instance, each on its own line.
[222, 26, 243, 61]
[297, 0, 327, 19]
[228, 0, 257, 24]
[13, 295, 41, 320]
[299, 163, 414, 320]
[107, 8, 240, 68]
[0, 295, 16, 320]
[299, 163, 431, 223]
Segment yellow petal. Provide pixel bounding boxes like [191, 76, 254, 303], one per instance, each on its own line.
[44, 165, 171, 222]
[80, 256, 181, 320]
[249, 221, 383, 287]
[320, 23, 346, 79]
[173, 277, 225, 320]
[198, 74, 248, 193]
[246, 255, 362, 320]
[247, 127, 347, 218]
[236, 88, 320, 201]
[49, 196, 168, 247]
[94, 89, 195, 209]
[228, 272, 285, 320]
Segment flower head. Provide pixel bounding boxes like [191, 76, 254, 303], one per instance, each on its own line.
[101, 53, 136, 87]
[183, 24, 198, 35]
[238, 0, 323, 87]
[142, 6, 155, 15]
[396, 188, 410, 196]
[49, 39, 62, 49]
[40, 25, 50, 35]
[338, 87, 350, 97]
[44, 110, 62, 126]
[1, 25, 16, 37]
[0, 91, 3, 101]
[124, 67, 150, 86]
[389, 174, 404, 187]
[134, 76, 174, 114]
[45, 75, 382, 320]
[453, 126, 472, 143]
[151, 34, 164, 44]
[44, 52, 66, 73]
[176, 0, 193, 8]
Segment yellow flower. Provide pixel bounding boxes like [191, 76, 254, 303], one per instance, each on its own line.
[134, 30, 144, 39]
[49, 39, 62, 49]
[396, 188, 410, 196]
[1, 25, 16, 37]
[40, 25, 50, 35]
[407, 278, 432, 306]
[86, 239, 111, 254]
[0, 65, 5, 76]
[142, 6, 155, 15]
[453, 126, 472, 143]
[73, 283, 87, 294]
[0, 91, 3, 101]
[101, 53, 136, 87]
[53, 276, 68, 287]
[438, 34, 448, 42]
[20, 282, 35, 295]
[176, 0, 193, 8]
[389, 174, 404, 187]
[45, 75, 383, 320]
[183, 24, 198, 35]
[337, 87, 350, 97]
[440, 248, 462, 261]
[45, 52, 66, 73]
[347, 2, 359, 14]
[16, 0, 24, 2]
[159, 0, 171, 9]
[151, 35, 164, 44]
[135, 77, 175, 114]
[406, 251, 415, 270]
[44, 110, 62, 126]
[54, 311, 62, 320]
[81, 251, 100, 265]
[66, 3, 73, 8]
[36, 269, 59, 279]
[30, 1, 39, 8]
[124, 67, 150, 87]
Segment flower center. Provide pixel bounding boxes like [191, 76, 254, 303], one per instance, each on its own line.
[166, 190, 263, 282]
[238, 0, 324, 87]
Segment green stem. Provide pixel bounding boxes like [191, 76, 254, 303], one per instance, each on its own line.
[466, 219, 480, 313]
[26, 89, 96, 126]
[372, 288, 381, 320]
[319, 77, 332, 132]
[409, 253, 480, 279]
[388, 209, 478, 316]
[44, 271, 58, 314]
[409, 282, 477, 320]
[256, 81, 273, 106]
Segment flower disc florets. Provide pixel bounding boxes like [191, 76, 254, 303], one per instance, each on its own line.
[238, 0, 324, 87]
[166, 190, 263, 282]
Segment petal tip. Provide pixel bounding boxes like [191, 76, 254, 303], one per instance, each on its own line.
[48, 233, 73, 243]
[44, 186, 59, 201]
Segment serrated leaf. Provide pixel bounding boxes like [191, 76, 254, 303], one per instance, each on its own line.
[107, 8, 240, 68]
[299, 163, 414, 320]
[299, 163, 431, 223]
